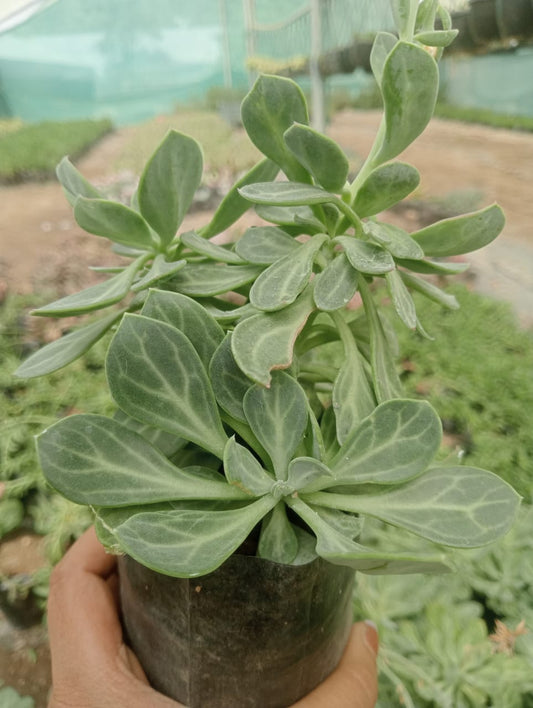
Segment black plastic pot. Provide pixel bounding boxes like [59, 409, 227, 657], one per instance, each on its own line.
[119, 553, 354, 708]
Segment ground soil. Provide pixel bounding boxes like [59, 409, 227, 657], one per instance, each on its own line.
[1, 110, 532, 705]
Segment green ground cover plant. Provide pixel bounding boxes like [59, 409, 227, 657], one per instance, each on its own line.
[0, 118, 112, 184]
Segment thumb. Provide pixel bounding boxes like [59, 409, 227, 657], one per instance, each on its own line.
[292, 621, 379, 707]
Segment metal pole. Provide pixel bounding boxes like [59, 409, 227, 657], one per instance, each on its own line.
[310, 0, 326, 132]
[243, 0, 257, 86]
[219, 0, 233, 88]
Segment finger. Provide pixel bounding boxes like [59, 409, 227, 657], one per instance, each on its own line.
[47, 528, 124, 679]
[291, 622, 379, 707]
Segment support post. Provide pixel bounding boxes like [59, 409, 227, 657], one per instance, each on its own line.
[243, 0, 257, 86]
[310, 0, 326, 133]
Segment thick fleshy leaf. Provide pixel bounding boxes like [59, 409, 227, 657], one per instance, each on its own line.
[32, 257, 146, 317]
[74, 197, 155, 250]
[306, 466, 521, 547]
[243, 371, 308, 480]
[250, 233, 328, 311]
[56, 156, 102, 206]
[400, 271, 459, 310]
[359, 279, 403, 401]
[254, 204, 324, 232]
[37, 415, 245, 507]
[386, 269, 417, 329]
[312, 507, 363, 540]
[335, 237, 395, 275]
[376, 41, 439, 164]
[411, 204, 505, 257]
[370, 31, 398, 86]
[200, 158, 279, 239]
[203, 300, 257, 323]
[131, 255, 186, 292]
[142, 290, 224, 369]
[415, 0, 438, 33]
[223, 436, 273, 496]
[395, 258, 469, 275]
[287, 457, 333, 493]
[414, 29, 458, 47]
[283, 123, 349, 192]
[180, 230, 244, 264]
[353, 162, 420, 218]
[289, 497, 449, 573]
[235, 226, 300, 265]
[313, 254, 359, 311]
[106, 314, 228, 458]
[240, 181, 336, 207]
[365, 222, 424, 260]
[258, 503, 298, 564]
[241, 74, 310, 182]
[100, 495, 276, 577]
[332, 334, 375, 444]
[14, 310, 121, 378]
[168, 263, 262, 297]
[231, 286, 315, 386]
[392, 0, 418, 39]
[138, 130, 203, 245]
[330, 399, 441, 484]
[113, 410, 186, 458]
[209, 334, 252, 422]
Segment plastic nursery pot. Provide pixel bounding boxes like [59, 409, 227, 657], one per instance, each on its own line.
[118, 552, 355, 708]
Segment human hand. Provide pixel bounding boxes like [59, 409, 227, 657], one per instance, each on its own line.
[47, 528, 378, 708]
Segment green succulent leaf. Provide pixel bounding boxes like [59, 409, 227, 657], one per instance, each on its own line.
[392, 0, 418, 40]
[223, 437, 273, 496]
[74, 197, 155, 251]
[306, 467, 521, 547]
[287, 457, 333, 493]
[240, 181, 337, 208]
[411, 204, 505, 257]
[283, 122, 349, 192]
[37, 415, 245, 507]
[250, 233, 328, 311]
[414, 29, 458, 47]
[258, 503, 299, 564]
[209, 334, 252, 422]
[235, 226, 300, 265]
[231, 285, 315, 386]
[241, 74, 311, 182]
[415, 0, 438, 33]
[335, 237, 395, 275]
[200, 158, 279, 239]
[31, 256, 147, 317]
[386, 269, 417, 329]
[353, 162, 420, 218]
[289, 497, 449, 573]
[332, 330, 376, 444]
[254, 204, 324, 232]
[131, 255, 186, 293]
[376, 41, 439, 164]
[395, 258, 469, 275]
[365, 222, 424, 260]
[141, 290, 224, 369]
[14, 309, 122, 378]
[180, 230, 244, 264]
[138, 129, 203, 245]
[370, 31, 398, 87]
[359, 278, 403, 402]
[313, 254, 359, 311]
[168, 262, 262, 297]
[113, 410, 186, 459]
[243, 371, 309, 480]
[330, 399, 441, 485]
[106, 314, 228, 458]
[56, 156, 102, 206]
[99, 495, 276, 578]
[400, 271, 459, 310]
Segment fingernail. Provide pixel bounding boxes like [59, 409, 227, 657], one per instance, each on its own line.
[364, 619, 379, 655]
